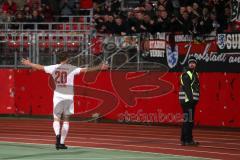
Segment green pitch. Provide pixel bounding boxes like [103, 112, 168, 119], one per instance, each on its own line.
[0, 141, 205, 160]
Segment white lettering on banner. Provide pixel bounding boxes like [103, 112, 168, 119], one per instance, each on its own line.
[226, 53, 240, 63]
[229, 56, 240, 63]
[180, 43, 192, 65]
[156, 32, 165, 40]
[226, 34, 231, 49]
[175, 35, 192, 42]
[180, 43, 227, 65]
[226, 34, 240, 49]
[149, 40, 165, 49]
[149, 32, 165, 40]
[150, 50, 165, 57]
[195, 52, 226, 62]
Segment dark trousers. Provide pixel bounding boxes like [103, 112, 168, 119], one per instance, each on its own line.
[180, 101, 196, 143]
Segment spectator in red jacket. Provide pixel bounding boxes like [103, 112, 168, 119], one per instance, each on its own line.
[80, 0, 93, 9]
[2, 0, 17, 15]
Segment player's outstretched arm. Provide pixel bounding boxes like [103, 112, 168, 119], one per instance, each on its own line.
[81, 62, 109, 73]
[21, 58, 44, 70]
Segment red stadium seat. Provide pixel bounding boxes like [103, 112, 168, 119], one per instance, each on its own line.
[67, 41, 80, 48]
[23, 41, 31, 48]
[73, 24, 79, 30]
[78, 17, 84, 23]
[39, 42, 49, 48]
[51, 42, 64, 48]
[8, 41, 20, 48]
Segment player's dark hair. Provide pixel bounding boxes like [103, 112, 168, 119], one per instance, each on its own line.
[57, 51, 68, 63]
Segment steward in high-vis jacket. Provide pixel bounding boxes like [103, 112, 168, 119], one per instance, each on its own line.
[179, 56, 200, 146]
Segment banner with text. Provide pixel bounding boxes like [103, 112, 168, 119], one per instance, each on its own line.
[97, 33, 240, 72]
[140, 34, 240, 72]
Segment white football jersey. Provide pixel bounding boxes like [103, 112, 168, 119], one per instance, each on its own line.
[44, 64, 81, 99]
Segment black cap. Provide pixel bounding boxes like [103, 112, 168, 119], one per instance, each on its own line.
[188, 56, 197, 64]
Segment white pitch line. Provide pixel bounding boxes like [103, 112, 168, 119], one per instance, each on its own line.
[1, 123, 239, 137]
[1, 133, 240, 151]
[1, 125, 240, 139]
[1, 119, 239, 135]
[0, 136, 237, 157]
[0, 141, 215, 160]
[2, 130, 240, 147]
[0, 157, 204, 160]
[1, 127, 240, 142]
[0, 122, 240, 137]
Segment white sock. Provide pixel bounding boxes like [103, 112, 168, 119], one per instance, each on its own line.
[60, 121, 69, 144]
[53, 121, 60, 136]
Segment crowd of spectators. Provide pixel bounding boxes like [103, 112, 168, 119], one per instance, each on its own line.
[0, 0, 86, 23]
[93, 0, 232, 35]
[0, 0, 234, 34]
[0, 0, 54, 23]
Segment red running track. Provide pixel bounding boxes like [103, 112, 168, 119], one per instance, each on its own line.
[0, 118, 240, 160]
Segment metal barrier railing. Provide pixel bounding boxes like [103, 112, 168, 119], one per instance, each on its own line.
[0, 32, 92, 68]
[0, 32, 218, 69]
[0, 22, 95, 32]
[53, 15, 93, 23]
[0, 11, 96, 67]
[0, 14, 93, 23]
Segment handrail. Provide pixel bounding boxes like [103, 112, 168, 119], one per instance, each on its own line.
[0, 32, 220, 69]
[53, 15, 92, 18]
[0, 13, 93, 23]
[0, 22, 93, 25]
[0, 32, 93, 67]
[53, 15, 92, 23]
[0, 22, 95, 32]
[0, 32, 92, 36]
